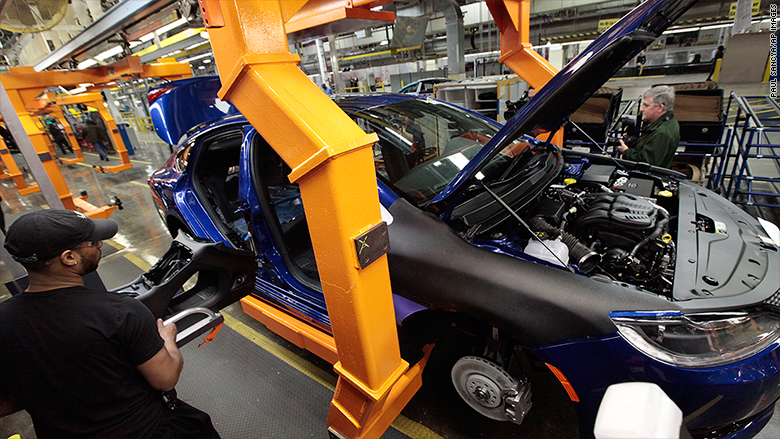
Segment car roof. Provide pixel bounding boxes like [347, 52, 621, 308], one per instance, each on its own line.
[149, 77, 423, 144]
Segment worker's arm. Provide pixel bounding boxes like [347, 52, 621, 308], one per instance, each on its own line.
[136, 319, 184, 391]
[0, 392, 21, 417]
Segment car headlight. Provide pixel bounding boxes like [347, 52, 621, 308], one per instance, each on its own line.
[610, 308, 780, 368]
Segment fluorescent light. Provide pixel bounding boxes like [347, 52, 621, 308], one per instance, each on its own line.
[665, 27, 698, 34]
[95, 45, 123, 61]
[178, 52, 213, 64]
[203, 59, 211, 63]
[182, 41, 209, 51]
[155, 17, 188, 37]
[77, 58, 98, 69]
[137, 17, 188, 43]
[700, 24, 731, 31]
[198, 66, 206, 69]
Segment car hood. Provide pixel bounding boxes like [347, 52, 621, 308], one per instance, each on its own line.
[149, 76, 241, 145]
[431, 0, 698, 205]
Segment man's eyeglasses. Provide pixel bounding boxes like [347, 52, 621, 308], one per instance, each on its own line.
[72, 240, 102, 250]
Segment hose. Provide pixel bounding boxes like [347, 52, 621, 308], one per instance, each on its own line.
[630, 209, 669, 258]
[529, 217, 601, 273]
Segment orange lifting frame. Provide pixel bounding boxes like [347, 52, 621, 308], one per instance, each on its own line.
[45, 91, 133, 172]
[0, 58, 190, 217]
[200, 1, 561, 437]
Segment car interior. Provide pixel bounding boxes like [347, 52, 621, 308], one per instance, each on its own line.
[191, 130, 249, 248]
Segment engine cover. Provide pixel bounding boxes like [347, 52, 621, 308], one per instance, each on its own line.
[576, 194, 657, 232]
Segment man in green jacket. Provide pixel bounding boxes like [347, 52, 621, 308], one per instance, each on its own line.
[617, 85, 679, 168]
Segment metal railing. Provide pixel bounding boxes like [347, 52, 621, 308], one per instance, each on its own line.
[714, 93, 780, 208]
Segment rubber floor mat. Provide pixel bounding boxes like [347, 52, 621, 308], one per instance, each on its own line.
[175, 324, 411, 439]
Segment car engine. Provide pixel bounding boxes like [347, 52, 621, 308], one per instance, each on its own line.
[467, 158, 680, 296]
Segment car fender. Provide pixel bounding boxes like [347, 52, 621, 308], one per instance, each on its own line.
[385, 197, 681, 346]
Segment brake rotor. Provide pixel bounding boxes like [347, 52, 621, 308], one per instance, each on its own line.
[451, 356, 518, 421]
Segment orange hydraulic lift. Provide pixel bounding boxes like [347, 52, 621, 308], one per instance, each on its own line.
[199, 0, 558, 437]
[0, 57, 190, 217]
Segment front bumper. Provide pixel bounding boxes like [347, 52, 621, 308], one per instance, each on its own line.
[536, 334, 780, 438]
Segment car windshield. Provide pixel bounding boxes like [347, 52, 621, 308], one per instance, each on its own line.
[350, 99, 527, 204]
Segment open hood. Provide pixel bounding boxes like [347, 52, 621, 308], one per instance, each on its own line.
[149, 76, 240, 145]
[431, 0, 698, 205]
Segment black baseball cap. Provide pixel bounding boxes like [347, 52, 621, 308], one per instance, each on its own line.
[4, 209, 118, 263]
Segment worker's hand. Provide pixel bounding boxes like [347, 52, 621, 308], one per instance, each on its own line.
[157, 318, 178, 344]
[616, 138, 629, 153]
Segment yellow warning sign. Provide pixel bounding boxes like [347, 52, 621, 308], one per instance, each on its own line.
[598, 18, 619, 33]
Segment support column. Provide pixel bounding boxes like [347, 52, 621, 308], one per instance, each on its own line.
[435, 0, 465, 77]
[200, 1, 425, 437]
[316, 38, 329, 86]
[487, 0, 562, 145]
[328, 35, 344, 93]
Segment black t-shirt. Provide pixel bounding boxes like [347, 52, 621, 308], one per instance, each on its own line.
[0, 286, 166, 439]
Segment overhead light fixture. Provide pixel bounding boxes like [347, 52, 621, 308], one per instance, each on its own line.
[198, 66, 206, 69]
[137, 17, 188, 44]
[664, 27, 698, 34]
[95, 45, 124, 61]
[699, 23, 731, 31]
[77, 58, 98, 69]
[203, 59, 212, 64]
[178, 52, 213, 64]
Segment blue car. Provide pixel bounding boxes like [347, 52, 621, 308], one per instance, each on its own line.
[146, 0, 780, 436]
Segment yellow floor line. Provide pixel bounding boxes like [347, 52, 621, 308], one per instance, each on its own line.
[120, 253, 441, 438]
[130, 181, 148, 187]
[123, 253, 152, 271]
[222, 312, 338, 390]
[221, 311, 443, 439]
[82, 151, 152, 164]
[104, 238, 126, 251]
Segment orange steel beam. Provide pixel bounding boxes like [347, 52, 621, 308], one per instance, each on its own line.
[240, 295, 339, 365]
[50, 92, 131, 173]
[0, 134, 39, 194]
[487, 0, 563, 145]
[0, 57, 190, 212]
[199, 1, 424, 438]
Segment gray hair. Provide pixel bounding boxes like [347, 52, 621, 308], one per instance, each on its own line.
[643, 85, 675, 111]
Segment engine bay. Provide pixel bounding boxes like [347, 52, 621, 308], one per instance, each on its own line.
[455, 153, 682, 297]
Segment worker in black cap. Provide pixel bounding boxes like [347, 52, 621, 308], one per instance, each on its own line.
[0, 209, 220, 439]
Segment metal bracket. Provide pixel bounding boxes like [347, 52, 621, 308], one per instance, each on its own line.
[353, 221, 389, 269]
